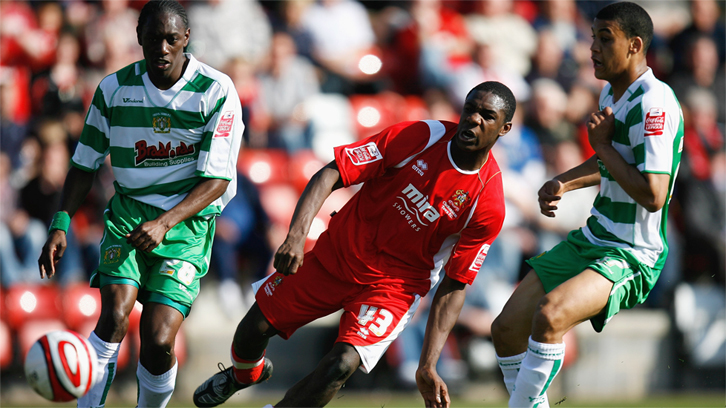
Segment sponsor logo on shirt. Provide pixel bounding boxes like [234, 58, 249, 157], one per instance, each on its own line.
[644, 108, 665, 136]
[134, 140, 196, 166]
[152, 113, 171, 133]
[412, 159, 428, 176]
[214, 111, 234, 138]
[392, 183, 440, 231]
[345, 142, 383, 165]
[468, 243, 491, 272]
[123, 97, 144, 103]
[264, 276, 284, 296]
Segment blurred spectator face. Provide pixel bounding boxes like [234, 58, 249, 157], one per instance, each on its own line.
[531, 79, 567, 128]
[565, 82, 598, 123]
[56, 33, 81, 65]
[271, 32, 296, 70]
[686, 88, 718, 133]
[37, 2, 63, 33]
[533, 30, 563, 77]
[137, 12, 190, 89]
[691, 0, 719, 32]
[41, 142, 69, 188]
[102, 0, 130, 15]
[689, 36, 719, 83]
[541, 0, 576, 23]
[552, 140, 582, 174]
[476, 0, 513, 16]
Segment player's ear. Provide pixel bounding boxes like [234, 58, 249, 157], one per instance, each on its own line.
[499, 122, 513, 137]
[137, 25, 143, 46]
[629, 36, 644, 56]
[183, 28, 190, 48]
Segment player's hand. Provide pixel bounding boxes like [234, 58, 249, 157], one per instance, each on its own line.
[125, 220, 169, 253]
[416, 366, 450, 408]
[538, 178, 565, 217]
[587, 107, 615, 151]
[38, 230, 67, 279]
[273, 235, 305, 276]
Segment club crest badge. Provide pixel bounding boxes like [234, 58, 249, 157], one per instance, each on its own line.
[102, 245, 122, 264]
[152, 113, 171, 133]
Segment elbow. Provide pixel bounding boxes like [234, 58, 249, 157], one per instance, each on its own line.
[640, 195, 665, 212]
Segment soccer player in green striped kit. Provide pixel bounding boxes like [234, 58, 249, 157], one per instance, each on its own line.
[37, 1, 243, 407]
[491, 3, 684, 407]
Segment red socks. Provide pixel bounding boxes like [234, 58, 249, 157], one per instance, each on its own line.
[230, 346, 265, 384]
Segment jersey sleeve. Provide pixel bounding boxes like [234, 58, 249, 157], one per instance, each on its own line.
[71, 84, 111, 172]
[196, 79, 245, 181]
[333, 121, 439, 187]
[632, 90, 680, 175]
[444, 173, 505, 285]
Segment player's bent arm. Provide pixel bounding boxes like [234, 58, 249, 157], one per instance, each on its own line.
[274, 161, 343, 275]
[38, 166, 97, 278]
[594, 144, 670, 212]
[286, 161, 343, 242]
[553, 154, 601, 193]
[155, 177, 229, 229]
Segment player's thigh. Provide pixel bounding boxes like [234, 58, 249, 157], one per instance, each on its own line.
[254, 252, 356, 339]
[538, 269, 613, 332]
[495, 269, 546, 330]
[338, 285, 421, 374]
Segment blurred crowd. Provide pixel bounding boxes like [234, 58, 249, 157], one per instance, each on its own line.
[1, 0, 724, 391]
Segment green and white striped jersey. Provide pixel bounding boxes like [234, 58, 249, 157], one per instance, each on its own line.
[583, 68, 684, 269]
[72, 54, 244, 217]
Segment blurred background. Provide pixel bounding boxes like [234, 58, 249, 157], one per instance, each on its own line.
[0, 0, 723, 406]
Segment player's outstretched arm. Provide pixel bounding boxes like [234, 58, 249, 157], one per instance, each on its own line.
[38, 166, 97, 279]
[416, 275, 467, 408]
[588, 108, 670, 211]
[125, 177, 229, 253]
[538, 155, 600, 217]
[274, 161, 343, 276]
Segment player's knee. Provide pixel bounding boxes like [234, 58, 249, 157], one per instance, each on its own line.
[533, 299, 567, 336]
[98, 306, 131, 339]
[491, 313, 516, 343]
[141, 332, 175, 360]
[321, 346, 360, 384]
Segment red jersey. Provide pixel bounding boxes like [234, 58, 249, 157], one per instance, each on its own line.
[312, 120, 505, 296]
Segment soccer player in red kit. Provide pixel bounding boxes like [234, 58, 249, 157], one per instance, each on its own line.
[194, 81, 515, 408]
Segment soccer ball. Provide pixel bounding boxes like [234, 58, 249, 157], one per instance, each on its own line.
[24, 330, 98, 402]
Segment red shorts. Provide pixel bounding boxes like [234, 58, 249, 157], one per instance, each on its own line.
[253, 252, 422, 373]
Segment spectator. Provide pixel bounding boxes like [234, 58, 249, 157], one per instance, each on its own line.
[257, 31, 321, 152]
[669, 0, 725, 73]
[84, 0, 142, 73]
[299, 0, 377, 94]
[188, 0, 272, 70]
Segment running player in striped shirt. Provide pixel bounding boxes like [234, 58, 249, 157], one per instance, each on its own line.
[37, 1, 243, 407]
[193, 82, 516, 408]
[491, 3, 684, 407]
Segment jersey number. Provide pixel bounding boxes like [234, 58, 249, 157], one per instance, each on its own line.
[357, 305, 393, 337]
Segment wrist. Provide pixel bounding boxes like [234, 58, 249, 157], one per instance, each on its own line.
[49, 211, 71, 234]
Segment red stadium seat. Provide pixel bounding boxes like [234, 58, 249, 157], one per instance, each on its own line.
[61, 283, 102, 332]
[4, 284, 62, 331]
[238, 149, 290, 186]
[0, 318, 12, 369]
[403, 96, 431, 122]
[349, 92, 407, 140]
[288, 149, 326, 194]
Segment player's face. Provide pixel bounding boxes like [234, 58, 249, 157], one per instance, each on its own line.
[455, 90, 511, 153]
[590, 19, 632, 82]
[138, 12, 190, 89]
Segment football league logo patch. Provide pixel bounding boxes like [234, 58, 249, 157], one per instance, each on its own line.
[345, 142, 383, 165]
[214, 111, 234, 138]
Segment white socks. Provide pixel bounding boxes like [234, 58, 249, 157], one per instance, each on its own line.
[497, 351, 526, 395]
[77, 331, 120, 408]
[136, 361, 178, 408]
[508, 337, 565, 408]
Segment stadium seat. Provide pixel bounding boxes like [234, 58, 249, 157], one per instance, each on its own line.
[402, 95, 431, 122]
[0, 318, 12, 369]
[288, 149, 326, 194]
[305, 94, 356, 163]
[349, 92, 407, 140]
[4, 284, 62, 331]
[61, 283, 102, 332]
[237, 149, 290, 186]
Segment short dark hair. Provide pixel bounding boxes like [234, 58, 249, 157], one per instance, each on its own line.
[466, 82, 517, 123]
[138, 0, 189, 31]
[595, 2, 653, 54]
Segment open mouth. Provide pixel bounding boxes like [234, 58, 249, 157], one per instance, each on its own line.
[459, 129, 476, 141]
[592, 58, 603, 69]
[154, 59, 171, 70]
